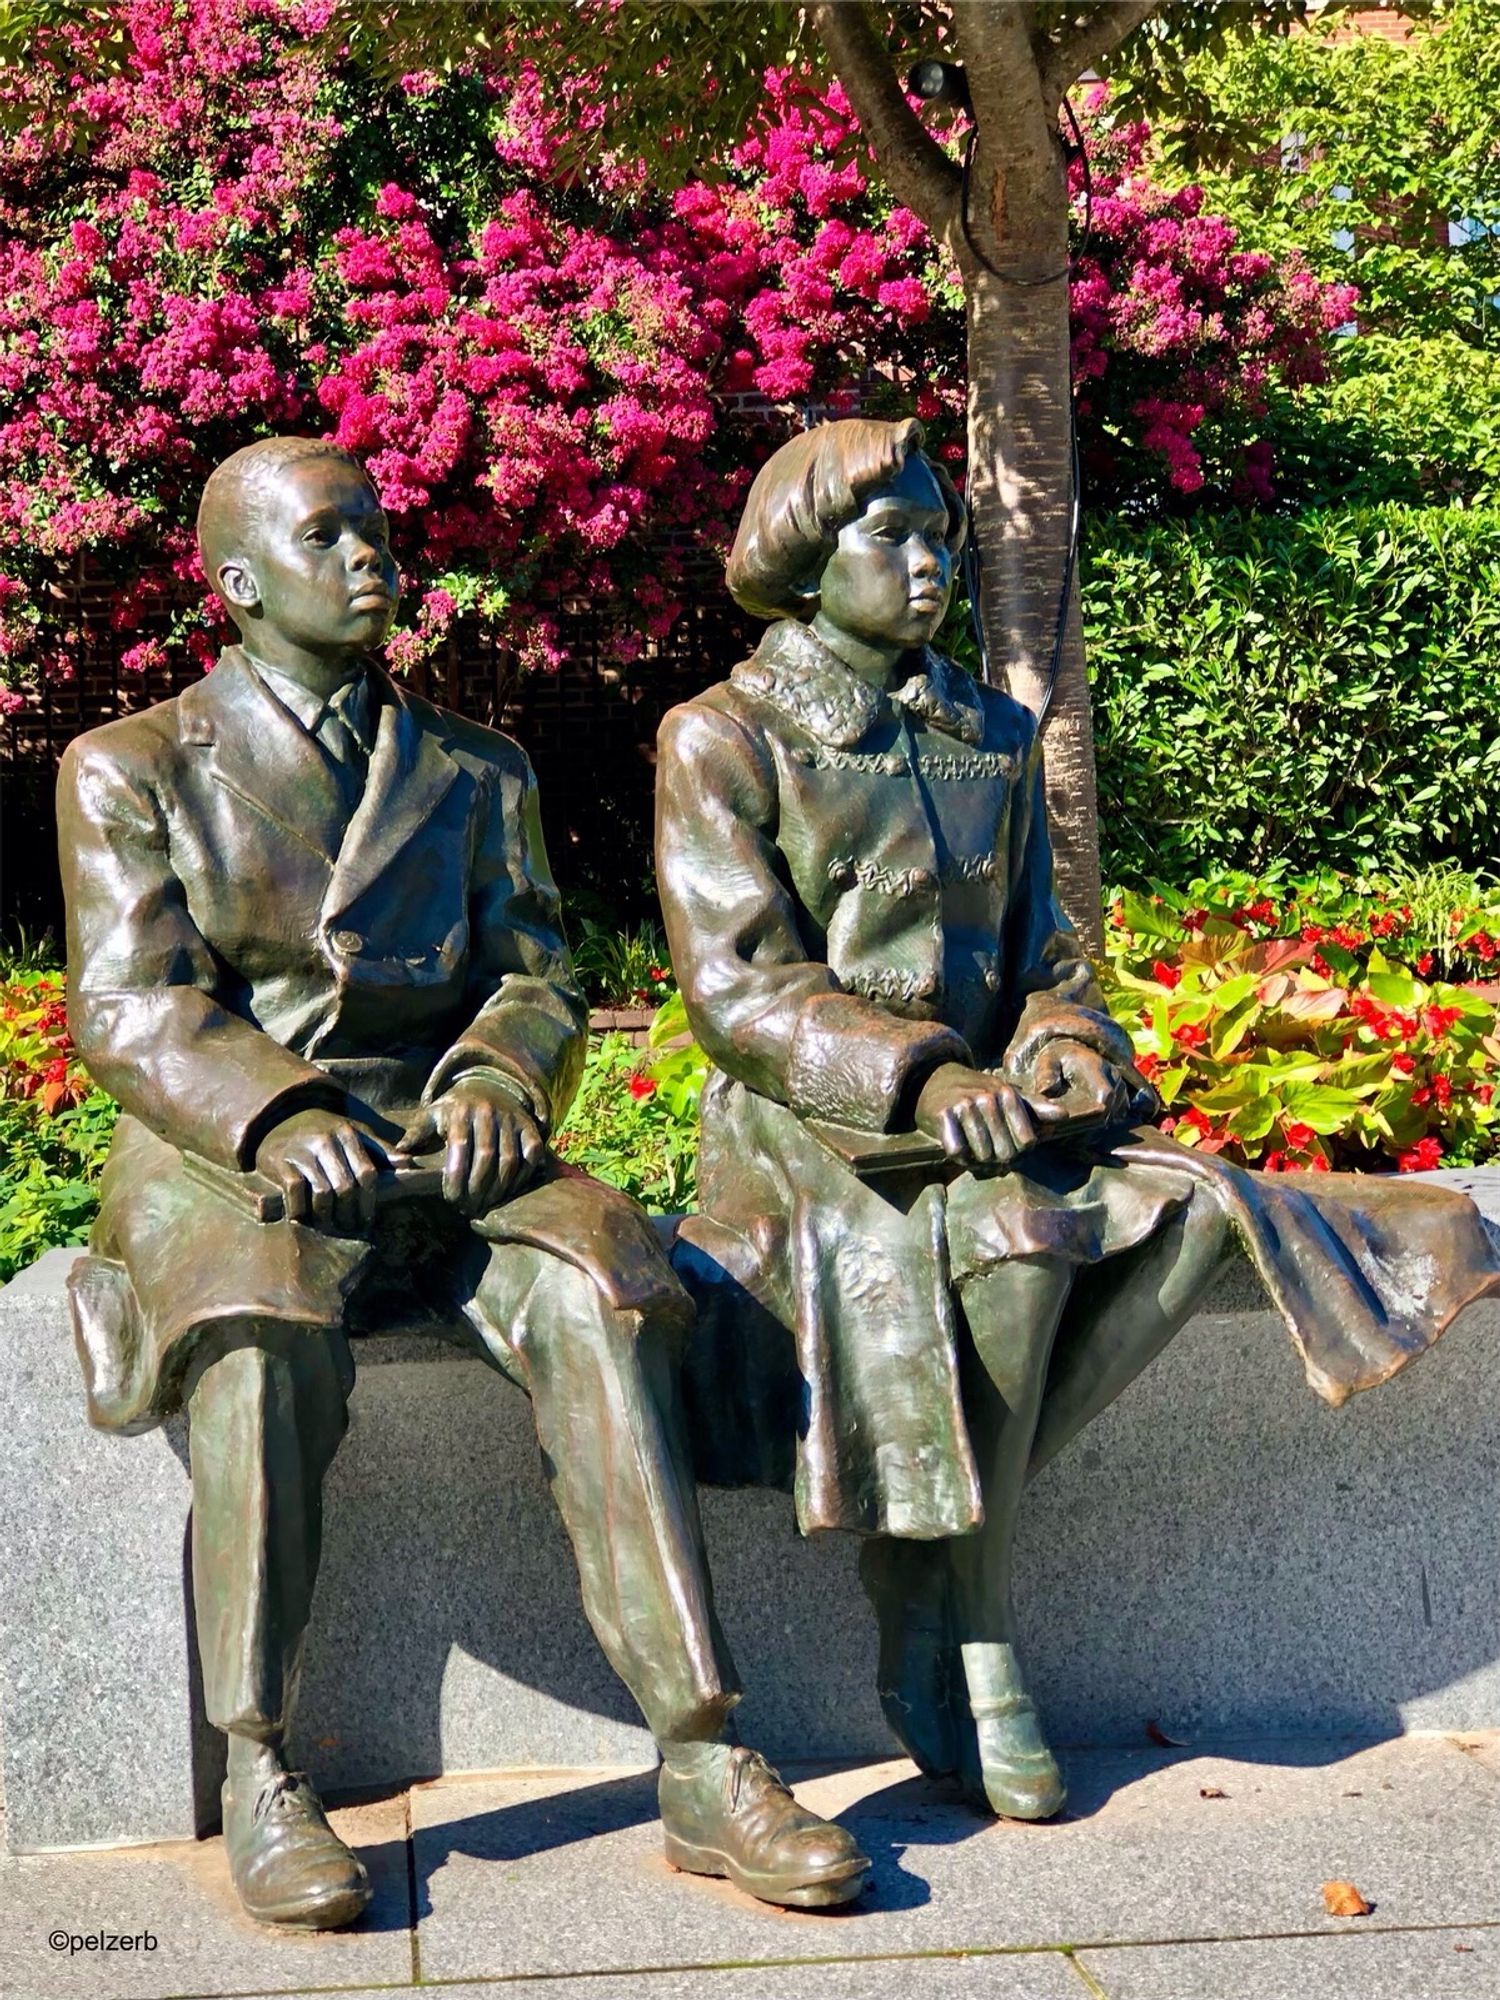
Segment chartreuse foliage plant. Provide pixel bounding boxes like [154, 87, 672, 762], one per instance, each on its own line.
[1085, 505, 1500, 885]
[1104, 888, 1500, 1174]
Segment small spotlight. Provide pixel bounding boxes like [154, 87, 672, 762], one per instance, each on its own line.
[905, 59, 971, 112]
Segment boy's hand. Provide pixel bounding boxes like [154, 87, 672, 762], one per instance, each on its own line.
[914, 1063, 1037, 1170]
[255, 1109, 392, 1234]
[397, 1076, 545, 1215]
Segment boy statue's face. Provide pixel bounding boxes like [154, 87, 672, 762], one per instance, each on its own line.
[815, 454, 955, 655]
[217, 458, 400, 666]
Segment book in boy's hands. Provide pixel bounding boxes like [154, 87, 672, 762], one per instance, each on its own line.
[183, 1148, 448, 1222]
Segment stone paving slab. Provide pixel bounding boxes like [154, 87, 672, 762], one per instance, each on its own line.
[221, 1959, 1086, 2000]
[1079, 1924, 1500, 1998]
[0, 1796, 412, 2000]
[406, 1736, 1500, 1983]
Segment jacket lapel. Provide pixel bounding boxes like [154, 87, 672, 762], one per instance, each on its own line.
[322, 669, 462, 923]
[179, 647, 348, 865]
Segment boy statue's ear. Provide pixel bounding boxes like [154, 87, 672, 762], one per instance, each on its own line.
[216, 559, 260, 611]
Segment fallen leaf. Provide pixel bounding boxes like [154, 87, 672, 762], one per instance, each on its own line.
[1146, 1720, 1190, 1748]
[1322, 1880, 1372, 1917]
[1199, 1784, 1228, 1799]
[1455, 1944, 1474, 1955]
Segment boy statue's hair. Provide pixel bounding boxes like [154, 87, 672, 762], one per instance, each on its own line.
[197, 436, 370, 594]
[725, 416, 967, 622]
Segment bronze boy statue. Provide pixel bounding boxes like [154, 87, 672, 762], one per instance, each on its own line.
[657, 417, 1500, 1822]
[58, 437, 870, 1928]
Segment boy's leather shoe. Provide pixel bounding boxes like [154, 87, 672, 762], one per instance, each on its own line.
[222, 1769, 372, 1929]
[659, 1746, 871, 1909]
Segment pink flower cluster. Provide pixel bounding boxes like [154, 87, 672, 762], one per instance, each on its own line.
[1069, 96, 1357, 501]
[0, 5, 1355, 691]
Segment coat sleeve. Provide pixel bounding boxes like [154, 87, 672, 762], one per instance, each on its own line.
[656, 697, 967, 1131]
[421, 750, 587, 1133]
[59, 735, 341, 1172]
[998, 734, 1137, 1077]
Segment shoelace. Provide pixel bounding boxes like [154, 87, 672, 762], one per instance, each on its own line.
[725, 1746, 786, 1813]
[252, 1771, 315, 1824]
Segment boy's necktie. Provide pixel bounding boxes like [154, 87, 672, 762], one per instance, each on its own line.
[316, 681, 371, 804]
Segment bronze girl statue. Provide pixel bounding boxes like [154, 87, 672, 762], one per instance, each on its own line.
[656, 416, 1499, 1821]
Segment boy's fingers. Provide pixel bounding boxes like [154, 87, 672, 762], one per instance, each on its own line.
[468, 1103, 499, 1209]
[444, 1120, 473, 1206]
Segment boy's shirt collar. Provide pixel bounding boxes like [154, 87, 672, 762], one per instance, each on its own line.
[250, 658, 374, 754]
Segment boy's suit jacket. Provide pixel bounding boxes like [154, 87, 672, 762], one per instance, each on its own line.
[58, 645, 673, 1432]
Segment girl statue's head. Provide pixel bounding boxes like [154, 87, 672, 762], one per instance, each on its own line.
[726, 417, 967, 656]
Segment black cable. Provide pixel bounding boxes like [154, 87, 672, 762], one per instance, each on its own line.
[962, 94, 1091, 733]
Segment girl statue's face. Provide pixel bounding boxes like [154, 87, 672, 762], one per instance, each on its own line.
[815, 454, 956, 654]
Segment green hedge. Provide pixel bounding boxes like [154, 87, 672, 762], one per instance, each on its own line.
[1085, 504, 1500, 886]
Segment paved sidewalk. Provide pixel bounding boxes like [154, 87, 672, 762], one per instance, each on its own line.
[3, 1734, 1498, 2000]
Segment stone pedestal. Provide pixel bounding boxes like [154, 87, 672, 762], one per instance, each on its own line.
[3, 1172, 1499, 1854]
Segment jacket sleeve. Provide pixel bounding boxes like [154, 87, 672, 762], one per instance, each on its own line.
[656, 698, 967, 1131]
[421, 750, 587, 1133]
[59, 736, 340, 1172]
[998, 734, 1136, 1077]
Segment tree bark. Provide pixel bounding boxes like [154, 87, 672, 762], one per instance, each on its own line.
[965, 262, 1103, 953]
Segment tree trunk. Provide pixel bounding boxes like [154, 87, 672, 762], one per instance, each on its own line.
[963, 177, 1104, 953]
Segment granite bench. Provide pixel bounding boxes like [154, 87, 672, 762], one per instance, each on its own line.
[3, 1170, 1499, 1854]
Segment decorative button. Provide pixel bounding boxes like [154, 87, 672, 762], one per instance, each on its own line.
[827, 859, 855, 888]
[910, 867, 936, 891]
[330, 928, 363, 955]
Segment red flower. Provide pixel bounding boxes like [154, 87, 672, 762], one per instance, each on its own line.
[1301, 923, 1326, 945]
[1478, 1084, 1495, 1107]
[1179, 1105, 1213, 1136]
[1135, 1051, 1163, 1082]
[1310, 1153, 1331, 1172]
[627, 1074, 657, 1101]
[1151, 959, 1181, 989]
[1421, 1004, 1462, 1042]
[648, 966, 669, 982]
[1397, 1136, 1443, 1173]
[1184, 907, 1209, 932]
[1328, 925, 1366, 951]
[1391, 1051, 1416, 1075]
[1433, 1074, 1453, 1106]
[1283, 1122, 1316, 1150]
[1415, 953, 1434, 977]
[1171, 1020, 1208, 1051]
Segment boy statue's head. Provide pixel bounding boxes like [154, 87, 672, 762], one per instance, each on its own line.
[197, 437, 399, 674]
[726, 417, 967, 659]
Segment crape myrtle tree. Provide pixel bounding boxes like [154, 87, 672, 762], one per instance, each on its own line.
[338, 0, 1412, 949]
